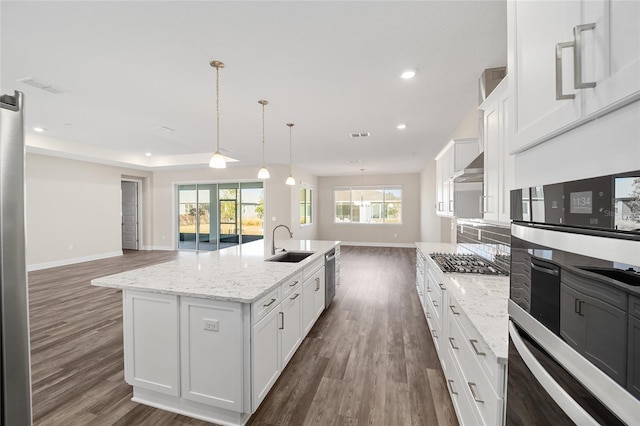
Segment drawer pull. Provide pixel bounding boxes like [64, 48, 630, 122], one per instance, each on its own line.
[279, 312, 284, 330]
[470, 339, 486, 356]
[438, 283, 446, 291]
[431, 329, 438, 339]
[263, 298, 277, 307]
[449, 305, 460, 315]
[290, 280, 299, 287]
[290, 293, 300, 300]
[447, 379, 458, 395]
[449, 337, 459, 350]
[432, 300, 439, 308]
[468, 382, 484, 403]
[426, 312, 431, 319]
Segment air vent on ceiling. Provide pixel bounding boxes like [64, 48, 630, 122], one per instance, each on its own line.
[17, 77, 69, 94]
[349, 132, 370, 138]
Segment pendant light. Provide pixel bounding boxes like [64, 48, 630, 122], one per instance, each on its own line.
[209, 60, 226, 169]
[285, 123, 296, 186]
[257, 100, 270, 179]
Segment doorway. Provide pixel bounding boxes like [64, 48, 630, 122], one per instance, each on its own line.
[177, 182, 264, 251]
[121, 180, 140, 250]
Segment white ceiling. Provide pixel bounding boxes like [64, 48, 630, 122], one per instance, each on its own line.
[1, 1, 507, 176]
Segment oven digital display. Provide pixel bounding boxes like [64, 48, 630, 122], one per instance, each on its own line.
[570, 191, 593, 214]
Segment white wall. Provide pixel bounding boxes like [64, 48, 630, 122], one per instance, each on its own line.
[513, 99, 640, 188]
[150, 164, 318, 250]
[419, 160, 441, 242]
[317, 173, 420, 246]
[25, 154, 152, 269]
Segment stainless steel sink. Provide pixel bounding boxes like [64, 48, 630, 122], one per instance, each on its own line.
[266, 251, 314, 263]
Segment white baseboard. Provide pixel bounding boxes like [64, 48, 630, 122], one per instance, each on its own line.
[28, 250, 123, 271]
[148, 245, 174, 251]
[340, 241, 415, 248]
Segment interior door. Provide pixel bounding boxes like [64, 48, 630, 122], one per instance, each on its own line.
[121, 181, 138, 250]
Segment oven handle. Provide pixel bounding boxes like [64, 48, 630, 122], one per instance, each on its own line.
[530, 261, 559, 276]
[509, 322, 598, 425]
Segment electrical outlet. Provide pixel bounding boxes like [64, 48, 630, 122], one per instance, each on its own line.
[203, 319, 219, 332]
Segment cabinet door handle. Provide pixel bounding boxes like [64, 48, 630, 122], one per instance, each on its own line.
[290, 280, 299, 287]
[431, 329, 438, 339]
[290, 293, 300, 300]
[468, 382, 484, 403]
[438, 201, 444, 211]
[555, 41, 576, 100]
[447, 379, 458, 395]
[479, 195, 487, 214]
[432, 300, 439, 308]
[438, 283, 446, 291]
[263, 298, 277, 307]
[449, 305, 460, 315]
[426, 312, 431, 319]
[315, 277, 320, 291]
[470, 339, 486, 356]
[279, 312, 284, 330]
[574, 23, 597, 89]
[449, 199, 454, 212]
[578, 300, 586, 317]
[449, 337, 459, 350]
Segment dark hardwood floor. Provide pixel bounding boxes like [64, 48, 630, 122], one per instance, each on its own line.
[28, 246, 457, 426]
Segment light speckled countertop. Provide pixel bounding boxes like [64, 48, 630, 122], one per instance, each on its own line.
[416, 242, 510, 363]
[91, 240, 339, 303]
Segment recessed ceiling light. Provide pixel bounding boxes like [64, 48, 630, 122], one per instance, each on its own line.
[145, 152, 152, 157]
[348, 160, 362, 164]
[349, 132, 370, 138]
[400, 70, 416, 79]
[33, 127, 46, 132]
[396, 123, 407, 130]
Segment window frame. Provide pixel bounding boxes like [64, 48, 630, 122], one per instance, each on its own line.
[333, 185, 403, 225]
[300, 185, 314, 226]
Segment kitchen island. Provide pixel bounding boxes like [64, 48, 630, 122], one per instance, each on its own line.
[92, 239, 340, 426]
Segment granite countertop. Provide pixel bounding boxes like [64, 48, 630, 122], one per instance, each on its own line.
[91, 239, 340, 303]
[415, 242, 510, 363]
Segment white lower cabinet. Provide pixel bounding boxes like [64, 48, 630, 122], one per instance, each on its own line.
[123, 290, 180, 396]
[280, 285, 303, 367]
[445, 294, 506, 425]
[180, 297, 245, 411]
[251, 303, 281, 410]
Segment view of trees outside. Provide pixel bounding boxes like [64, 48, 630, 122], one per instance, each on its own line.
[615, 176, 640, 231]
[178, 183, 264, 245]
[334, 187, 402, 224]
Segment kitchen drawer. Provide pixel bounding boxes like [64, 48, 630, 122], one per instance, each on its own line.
[449, 311, 502, 426]
[446, 342, 482, 426]
[426, 295, 442, 354]
[281, 272, 302, 298]
[252, 286, 281, 325]
[448, 294, 502, 394]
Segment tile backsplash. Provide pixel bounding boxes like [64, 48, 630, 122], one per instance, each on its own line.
[456, 219, 510, 272]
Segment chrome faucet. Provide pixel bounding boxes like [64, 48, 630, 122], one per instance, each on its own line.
[272, 224, 293, 255]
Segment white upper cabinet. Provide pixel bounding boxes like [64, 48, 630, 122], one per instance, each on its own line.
[435, 139, 482, 218]
[480, 78, 513, 224]
[508, 0, 640, 154]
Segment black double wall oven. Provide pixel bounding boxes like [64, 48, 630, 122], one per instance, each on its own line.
[507, 170, 640, 425]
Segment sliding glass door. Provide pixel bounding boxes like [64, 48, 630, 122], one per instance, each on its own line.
[177, 182, 263, 251]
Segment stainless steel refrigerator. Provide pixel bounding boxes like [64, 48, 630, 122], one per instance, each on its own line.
[1, 90, 33, 425]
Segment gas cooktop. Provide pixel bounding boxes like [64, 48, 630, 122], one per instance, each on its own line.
[429, 253, 509, 276]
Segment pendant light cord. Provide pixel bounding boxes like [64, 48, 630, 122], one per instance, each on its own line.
[289, 125, 293, 174]
[216, 65, 220, 152]
[262, 102, 265, 165]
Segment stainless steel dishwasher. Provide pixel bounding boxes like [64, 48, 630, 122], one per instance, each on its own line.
[325, 248, 336, 308]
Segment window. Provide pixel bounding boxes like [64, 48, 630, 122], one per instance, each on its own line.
[300, 187, 313, 225]
[334, 186, 402, 224]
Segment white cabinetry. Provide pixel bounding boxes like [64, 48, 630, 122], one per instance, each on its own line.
[480, 79, 513, 224]
[445, 294, 506, 426]
[302, 266, 325, 335]
[435, 138, 482, 218]
[123, 291, 180, 396]
[180, 297, 245, 411]
[251, 303, 281, 410]
[280, 285, 303, 367]
[508, 0, 640, 153]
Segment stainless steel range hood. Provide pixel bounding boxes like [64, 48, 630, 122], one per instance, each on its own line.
[452, 152, 484, 183]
